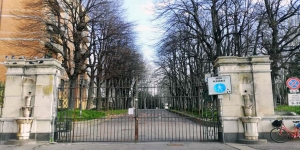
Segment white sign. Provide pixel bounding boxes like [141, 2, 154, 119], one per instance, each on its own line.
[288, 94, 300, 106]
[207, 76, 232, 95]
[128, 108, 135, 115]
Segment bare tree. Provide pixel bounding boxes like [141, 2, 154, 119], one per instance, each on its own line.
[86, 1, 145, 110]
[259, 0, 300, 102]
[154, 0, 300, 110]
[11, 0, 109, 109]
[260, 0, 300, 76]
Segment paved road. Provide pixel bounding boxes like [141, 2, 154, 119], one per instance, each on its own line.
[62, 109, 218, 142]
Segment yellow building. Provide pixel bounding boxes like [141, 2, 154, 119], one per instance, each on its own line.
[0, 0, 64, 81]
[0, 0, 90, 109]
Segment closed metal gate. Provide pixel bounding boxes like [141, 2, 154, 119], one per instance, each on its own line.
[55, 82, 220, 142]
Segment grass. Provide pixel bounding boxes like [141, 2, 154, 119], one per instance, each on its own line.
[105, 109, 128, 116]
[171, 109, 201, 118]
[57, 109, 128, 121]
[170, 109, 218, 119]
[275, 105, 300, 115]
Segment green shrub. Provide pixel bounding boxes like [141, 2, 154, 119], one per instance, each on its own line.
[275, 105, 300, 115]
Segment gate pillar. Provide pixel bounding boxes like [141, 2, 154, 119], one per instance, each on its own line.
[0, 59, 63, 142]
[214, 56, 274, 143]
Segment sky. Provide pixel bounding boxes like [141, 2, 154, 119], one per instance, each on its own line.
[123, 0, 161, 66]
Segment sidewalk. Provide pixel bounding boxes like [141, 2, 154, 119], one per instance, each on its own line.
[0, 142, 247, 150]
[1, 141, 300, 150]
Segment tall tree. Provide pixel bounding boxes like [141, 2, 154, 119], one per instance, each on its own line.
[260, 0, 300, 102]
[86, 1, 145, 110]
[13, 0, 108, 109]
[154, 0, 300, 109]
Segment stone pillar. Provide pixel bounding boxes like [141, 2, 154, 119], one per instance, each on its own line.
[0, 59, 63, 141]
[251, 57, 274, 116]
[214, 56, 274, 142]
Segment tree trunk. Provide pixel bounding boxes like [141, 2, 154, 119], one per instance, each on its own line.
[86, 77, 94, 110]
[96, 78, 103, 110]
[68, 75, 77, 109]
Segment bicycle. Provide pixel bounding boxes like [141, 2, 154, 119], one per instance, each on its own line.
[270, 119, 300, 143]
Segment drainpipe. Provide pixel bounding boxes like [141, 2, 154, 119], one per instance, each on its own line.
[51, 70, 58, 143]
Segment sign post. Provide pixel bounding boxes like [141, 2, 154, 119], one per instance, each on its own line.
[207, 75, 231, 143]
[286, 77, 300, 106]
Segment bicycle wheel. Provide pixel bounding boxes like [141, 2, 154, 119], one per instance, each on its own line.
[270, 127, 289, 143]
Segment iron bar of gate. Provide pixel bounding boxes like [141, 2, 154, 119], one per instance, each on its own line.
[134, 76, 139, 142]
[135, 105, 138, 142]
[72, 85, 76, 143]
[198, 86, 202, 140]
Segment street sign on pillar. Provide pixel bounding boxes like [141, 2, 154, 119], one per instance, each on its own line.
[286, 77, 300, 90]
[207, 76, 232, 95]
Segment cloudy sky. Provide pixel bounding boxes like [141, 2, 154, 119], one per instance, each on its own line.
[123, 0, 161, 64]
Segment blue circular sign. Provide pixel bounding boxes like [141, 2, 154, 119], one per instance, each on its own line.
[214, 83, 226, 93]
[286, 77, 300, 89]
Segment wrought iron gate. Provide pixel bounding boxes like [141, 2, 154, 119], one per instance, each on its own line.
[55, 82, 220, 142]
